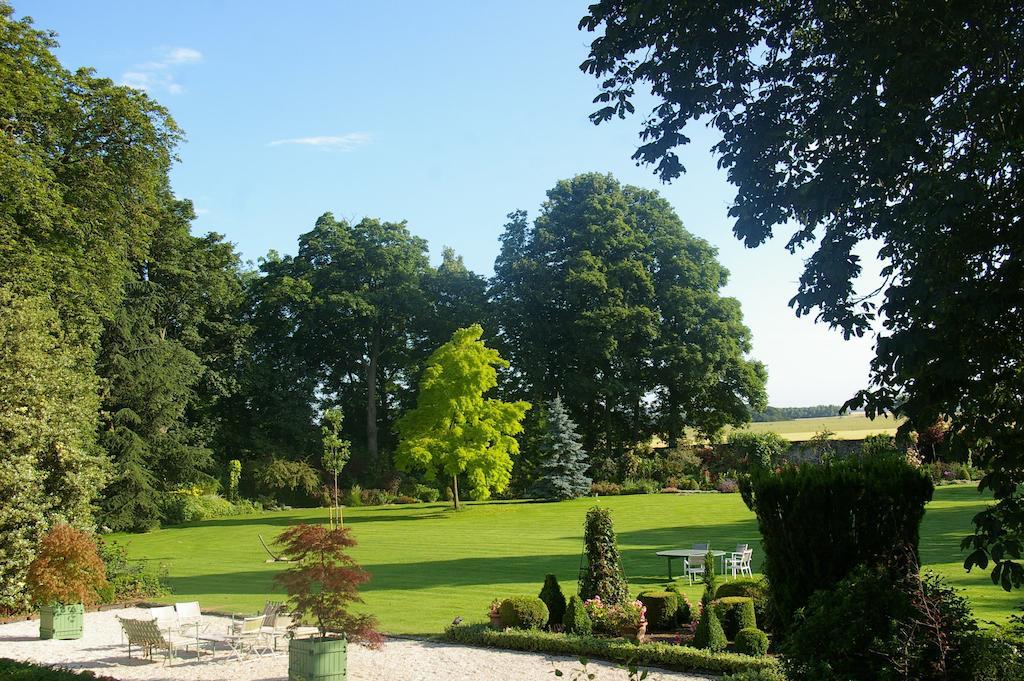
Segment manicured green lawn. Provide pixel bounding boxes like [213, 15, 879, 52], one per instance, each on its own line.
[115, 484, 1017, 635]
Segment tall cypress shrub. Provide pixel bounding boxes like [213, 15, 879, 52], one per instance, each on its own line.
[740, 454, 933, 627]
[578, 506, 629, 604]
[528, 397, 591, 500]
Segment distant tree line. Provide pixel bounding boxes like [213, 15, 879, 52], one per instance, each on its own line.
[749, 405, 843, 422]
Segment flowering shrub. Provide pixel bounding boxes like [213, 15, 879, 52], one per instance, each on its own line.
[606, 600, 647, 630]
[583, 596, 613, 634]
[584, 596, 648, 634]
[716, 478, 739, 494]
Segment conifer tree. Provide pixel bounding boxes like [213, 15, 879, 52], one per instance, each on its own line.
[529, 397, 591, 500]
[578, 506, 629, 604]
[99, 415, 162, 532]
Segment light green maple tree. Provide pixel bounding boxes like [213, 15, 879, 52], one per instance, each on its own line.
[321, 407, 351, 527]
[396, 325, 530, 509]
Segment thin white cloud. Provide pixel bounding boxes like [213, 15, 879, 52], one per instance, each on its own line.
[120, 47, 202, 95]
[268, 133, 372, 151]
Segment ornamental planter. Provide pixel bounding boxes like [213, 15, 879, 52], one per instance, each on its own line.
[39, 603, 84, 640]
[289, 635, 347, 681]
[619, 622, 647, 643]
[489, 613, 503, 630]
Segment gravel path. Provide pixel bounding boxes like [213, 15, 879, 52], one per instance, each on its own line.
[0, 609, 714, 681]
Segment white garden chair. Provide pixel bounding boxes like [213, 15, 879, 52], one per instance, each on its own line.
[726, 547, 754, 578]
[149, 605, 178, 636]
[223, 615, 272, 660]
[175, 601, 208, 637]
[684, 553, 706, 585]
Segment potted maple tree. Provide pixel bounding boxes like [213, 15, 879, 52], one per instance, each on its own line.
[26, 524, 108, 640]
[274, 524, 382, 681]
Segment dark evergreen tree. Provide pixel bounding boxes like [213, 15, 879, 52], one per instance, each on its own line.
[528, 397, 591, 500]
[99, 413, 161, 532]
[538, 573, 567, 628]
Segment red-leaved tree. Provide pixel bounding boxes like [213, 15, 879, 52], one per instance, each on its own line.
[273, 524, 382, 647]
[26, 524, 108, 606]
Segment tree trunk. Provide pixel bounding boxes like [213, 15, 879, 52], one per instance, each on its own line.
[334, 472, 340, 528]
[452, 473, 460, 510]
[366, 334, 380, 466]
[667, 386, 679, 449]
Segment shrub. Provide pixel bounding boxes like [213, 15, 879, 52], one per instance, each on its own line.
[735, 628, 770, 657]
[782, 563, 907, 680]
[637, 590, 681, 632]
[273, 524, 381, 646]
[716, 579, 770, 632]
[714, 597, 756, 640]
[724, 667, 787, 681]
[716, 478, 739, 493]
[347, 484, 363, 507]
[660, 447, 704, 480]
[961, 631, 1024, 681]
[499, 596, 548, 630]
[443, 623, 781, 676]
[583, 596, 615, 635]
[590, 481, 621, 496]
[621, 478, 660, 495]
[96, 539, 169, 602]
[412, 484, 440, 503]
[578, 507, 629, 604]
[563, 595, 592, 635]
[160, 491, 260, 525]
[694, 603, 727, 652]
[360, 488, 395, 506]
[539, 574, 566, 628]
[26, 525, 108, 606]
[740, 454, 933, 627]
[0, 659, 122, 681]
[665, 583, 693, 623]
[728, 431, 788, 471]
[674, 476, 701, 491]
[605, 599, 646, 631]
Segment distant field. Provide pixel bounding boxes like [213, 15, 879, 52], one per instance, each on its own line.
[733, 413, 904, 441]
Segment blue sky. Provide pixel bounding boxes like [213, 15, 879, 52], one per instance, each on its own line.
[18, 0, 877, 407]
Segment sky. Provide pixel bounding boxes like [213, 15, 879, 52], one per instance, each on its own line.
[16, 0, 878, 407]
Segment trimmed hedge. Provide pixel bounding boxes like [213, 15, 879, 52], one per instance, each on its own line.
[735, 628, 770, 657]
[443, 624, 781, 676]
[499, 596, 548, 629]
[0, 659, 119, 681]
[740, 454, 933, 626]
[713, 597, 756, 640]
[637, 590, 681, 632]
[715, 578, 769, 630]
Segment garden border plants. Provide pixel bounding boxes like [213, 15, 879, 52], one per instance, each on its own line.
[443, 623, 780, 676]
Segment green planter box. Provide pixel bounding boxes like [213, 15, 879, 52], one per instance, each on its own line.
[39, 603, 84, 640]
[289, 636, 347, 681]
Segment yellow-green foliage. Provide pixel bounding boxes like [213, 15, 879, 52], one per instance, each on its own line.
[396, 325, 530, 506]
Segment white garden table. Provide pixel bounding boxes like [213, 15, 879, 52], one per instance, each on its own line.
[655, 549, 727, 580]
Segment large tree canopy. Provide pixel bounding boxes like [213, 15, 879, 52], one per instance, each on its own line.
[491, 173, 766, 457]
[580, 1, 1024, 587]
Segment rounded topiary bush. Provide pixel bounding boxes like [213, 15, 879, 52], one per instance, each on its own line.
[499, 595, 549, 629]
[637, 590, 680, 632]
[735, 627, 770, 657]
[713, 596, 757, 640]
[563, 594, 592, 635]
[715, 578, 770, 630]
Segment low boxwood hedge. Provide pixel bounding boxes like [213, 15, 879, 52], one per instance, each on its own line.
[443, 623, 780, 676]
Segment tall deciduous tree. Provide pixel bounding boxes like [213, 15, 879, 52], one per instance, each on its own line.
[492, 173, 765, 460]
[0, 290, 105, 611]
[579, 1, 1024, 588]
[321, 407, 351, 528]
[529, 397, 591, 501]
[395, 325, 531, 509]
